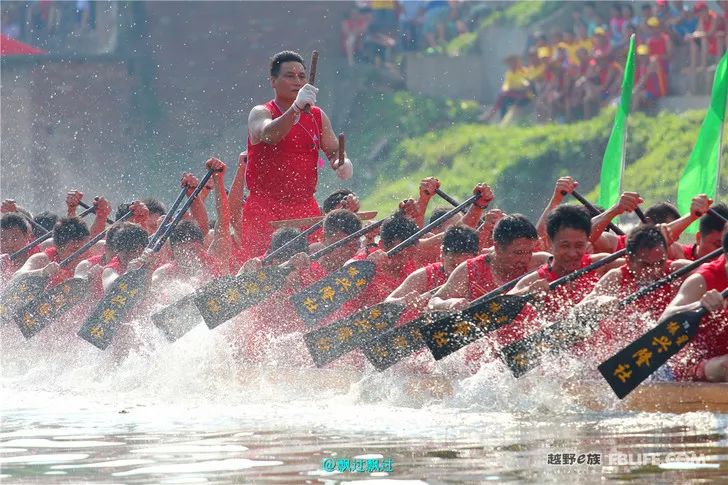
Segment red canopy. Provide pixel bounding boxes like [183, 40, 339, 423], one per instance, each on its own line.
[0, 34, 47, 56]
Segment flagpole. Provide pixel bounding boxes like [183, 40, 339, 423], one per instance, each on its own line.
[716, 100, 726, 200]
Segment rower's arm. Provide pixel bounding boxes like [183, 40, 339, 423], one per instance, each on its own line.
[248, 105, 297, 146]
[428, 261, 470, 310]
[579, 267, 621, 304]
[385, 268, 427, 302]
[415, 232, 444, 266]
[207, 164, 232, 274]
[14, 252, 50, 276]
[660, 273, 708, 319]
[663, 194, 712, 243]
[319, 111, 343, 163]
[506, 270, 539, 296]
[228, 152, 247, 246]
[589, 252, 626, 275]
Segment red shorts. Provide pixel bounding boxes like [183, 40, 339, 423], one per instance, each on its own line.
[238, 192, 321, 262]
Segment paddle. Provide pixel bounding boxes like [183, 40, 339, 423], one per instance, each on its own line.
[151, 187, 189, 244]
[500, 246, 724, 378]
[25, 217, 50, 236]
[303, 50, 318, 114]
[302, 205, 480, 367]
[569, 190, 625, 236]
[424, 249, 627, 361]
[156, 187, 466, 338]
[13, 210, 135, 338]
[289, 193, 479, 325]
[365, 276, 524, 371]
[598, 286, 728, 399]
[155, 209, 386, 339]
[77, 169, 214, 350]
[0, 205, 98, 322]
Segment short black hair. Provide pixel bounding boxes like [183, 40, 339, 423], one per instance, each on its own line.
[645, 202, 680, 224]
[493, 214, 538, 247]
[626, 224, 666, 256]
[699, 203, 728, 236]
[269, 227, 308, 260]
[1, 213, 30, 234]
[105, 223, 124, 253]
[380, 214, 419, 249]
[270, 50, 305, 77]
[53, 217, 90, 248]
[112, 222, 149, 252]
[324, 209, 362, 237]
[169, 220, 204, 246]
[34, 211, 58, 238]
[546, 205, 591, 240]
[323, 189, 355, 213]
[442, 226, 479, 255]
[142, 198, 166, 217]
[429, 207, 450, 225]
[115, 203, 131, 221]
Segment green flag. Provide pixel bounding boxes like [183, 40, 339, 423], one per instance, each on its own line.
[597, 35, 636, 209]
[677, 52, 728, 233]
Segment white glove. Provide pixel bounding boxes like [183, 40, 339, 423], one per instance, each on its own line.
[335, 158, 354, 180]
[294, 84, 318, 112]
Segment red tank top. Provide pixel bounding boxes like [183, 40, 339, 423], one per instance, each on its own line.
[44, 247, 74, 288]
[424, 261, 447, 291]
[536, 254, 600, 316]
[672, 255, 728, 380]
[246, 100, 323, 199]
[681, 243, 697, 261]
[616, 262, 680, 316]
[615, 234, 627, 252]
[104, 255, 126, 275]
[466, 254, 499, 299]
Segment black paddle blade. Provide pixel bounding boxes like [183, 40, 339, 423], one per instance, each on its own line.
[362, 312, 443, 371]
[152, 293, 203, 342]
[77, 268, 149, 349]
[194, 268, 290, 330]
[0, 274, 48, 324]
[500, 315, 600, 378]
[290, 260, 376, 325]
[14, 277, 89, 338]
[422, 295, 528, 361]
[303, 302, 404, 368]
[598, 309, 702, 399]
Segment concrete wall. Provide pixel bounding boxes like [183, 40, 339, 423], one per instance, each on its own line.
[404, 26, 530, 104]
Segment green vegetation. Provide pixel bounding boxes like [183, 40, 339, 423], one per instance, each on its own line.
[480, 0, 563, 29]
[352, 95, 727, 221]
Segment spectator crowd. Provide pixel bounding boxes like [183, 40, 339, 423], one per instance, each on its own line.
[485, 1, 728, 124]
[340, 0, 478, 67]
[1, 1, 97, 47]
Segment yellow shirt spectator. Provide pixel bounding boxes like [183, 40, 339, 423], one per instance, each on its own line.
[502, 67, 531, 92]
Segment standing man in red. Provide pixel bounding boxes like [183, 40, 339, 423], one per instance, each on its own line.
[242, 50, 353, 262]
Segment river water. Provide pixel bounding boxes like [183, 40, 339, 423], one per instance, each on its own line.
[1, 312, 727, 484]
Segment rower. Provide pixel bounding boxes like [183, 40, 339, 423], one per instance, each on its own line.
[240, 50, 353, 262]
[101, 223, 149, 292]
[0, 213, 33, 280]
[12, 217, 91, 289]
[508, 205, 623, 325]
[385, 225, 480, 317]
[661, 231, 728, 382]
[672, 202, 728, 261]
[576, 225, 691, 359]
[429, 214, 548, 311]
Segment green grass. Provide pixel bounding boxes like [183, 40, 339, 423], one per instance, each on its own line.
[354, 99, 727, 221]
